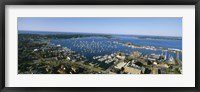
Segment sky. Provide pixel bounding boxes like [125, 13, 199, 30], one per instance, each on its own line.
[18, 17, 182, 37]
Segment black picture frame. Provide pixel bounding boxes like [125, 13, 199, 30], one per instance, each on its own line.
[0, 0, 200, 92]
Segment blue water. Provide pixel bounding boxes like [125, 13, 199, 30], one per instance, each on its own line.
[113, 35, 182, 50]
[19, 31, 182, 68]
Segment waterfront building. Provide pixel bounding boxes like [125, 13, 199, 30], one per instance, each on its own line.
[150, 54, 160, 59]
[148, 58, 156, 61]
[161, 50, 167, 60]
[168, 55, 176, 64]
[116, 55, 125, 60]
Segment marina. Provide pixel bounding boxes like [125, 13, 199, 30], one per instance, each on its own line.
[50, 33, 182, 68]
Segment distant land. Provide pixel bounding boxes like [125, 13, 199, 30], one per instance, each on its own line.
[18, 30, 182, 40]
[133, 35, 182, 40]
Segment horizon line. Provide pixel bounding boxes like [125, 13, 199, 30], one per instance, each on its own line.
[18, 30, 182, 37]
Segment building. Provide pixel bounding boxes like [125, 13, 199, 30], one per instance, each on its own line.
[114, 62, 127, 69]
[150, 54, 160, 59]
[121, 66, 142, 74]
[168, 55, 176, 64]
[116, 55, 125, 60]
[162, 50, 167, 60]
[151, 68, 161, 74]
